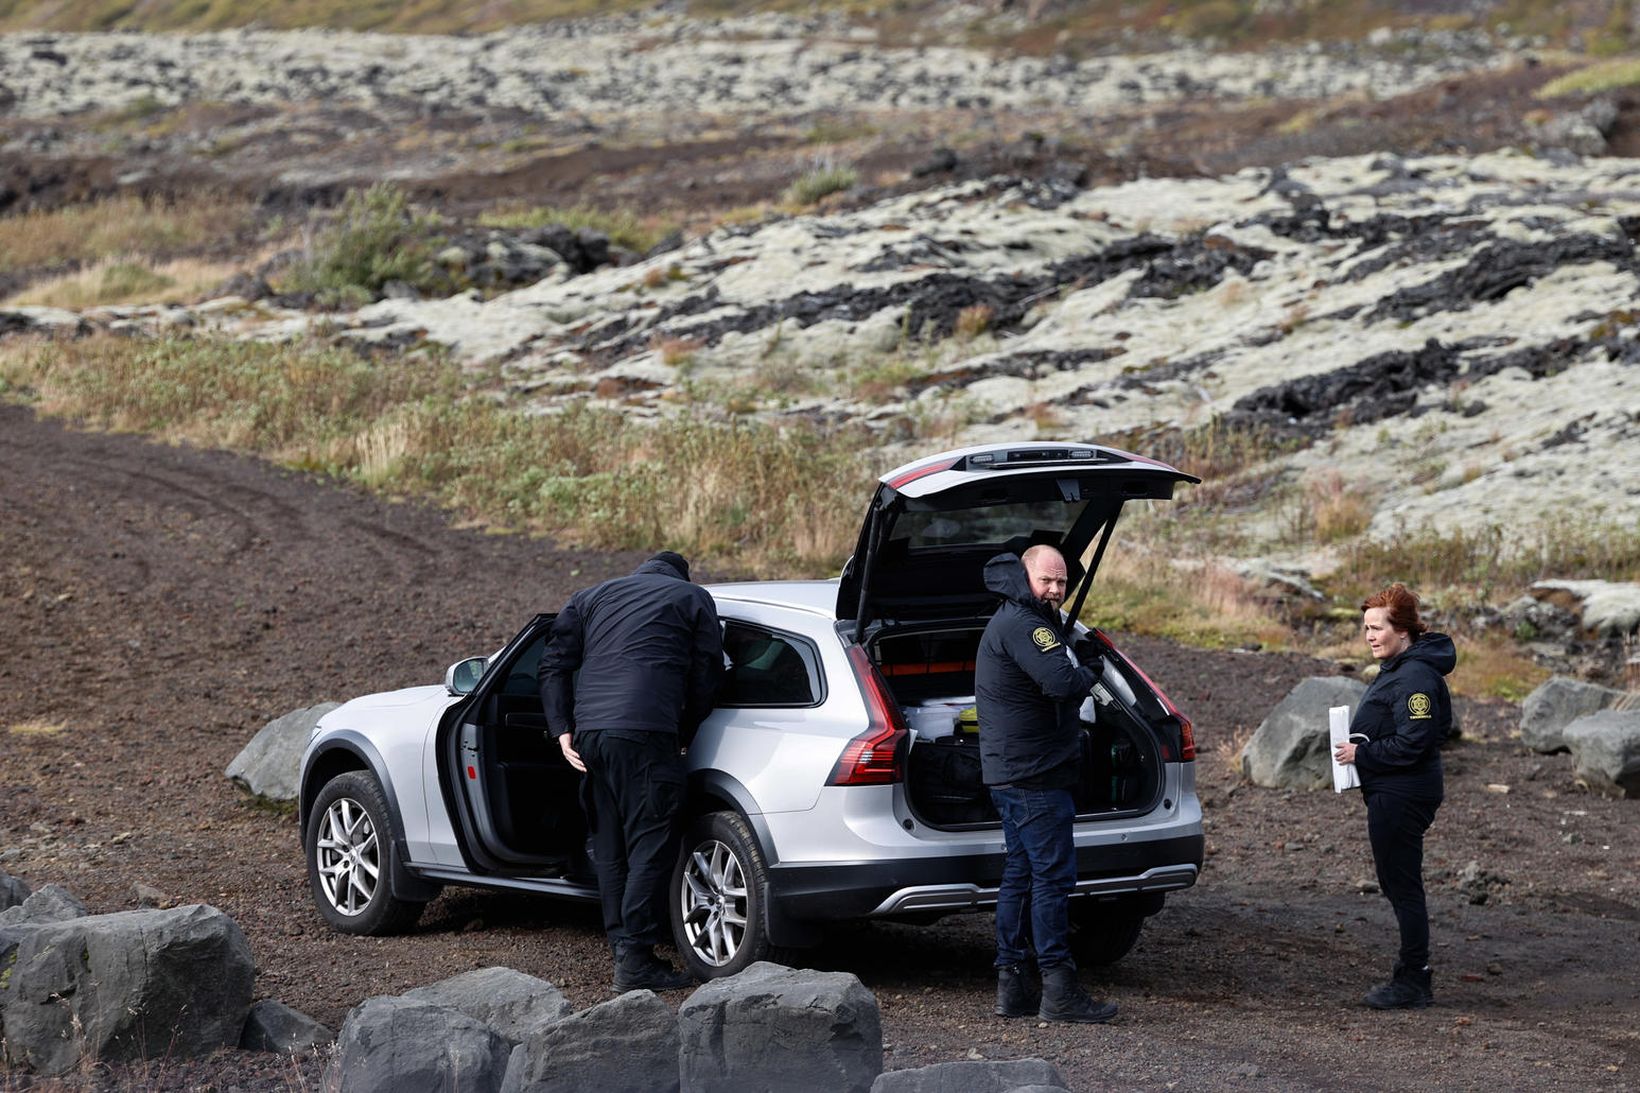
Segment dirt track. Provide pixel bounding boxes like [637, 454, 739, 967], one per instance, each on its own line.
[2, 402, 1637, 1091]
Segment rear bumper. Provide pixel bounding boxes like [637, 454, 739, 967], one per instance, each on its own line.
[768, 832, 1204, 920]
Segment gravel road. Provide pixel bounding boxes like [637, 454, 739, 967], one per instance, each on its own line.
[2, 402, 1636, 1091]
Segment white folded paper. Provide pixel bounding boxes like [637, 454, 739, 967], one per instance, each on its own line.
[1329, 706, 1364, 793]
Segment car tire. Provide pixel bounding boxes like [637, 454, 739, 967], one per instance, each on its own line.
[1068, 897, 1148, 966]
[671, 811, 776, 980]
[305, 770, 428, 936]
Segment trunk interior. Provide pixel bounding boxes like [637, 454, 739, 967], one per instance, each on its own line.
[873, 626, 1167, 830]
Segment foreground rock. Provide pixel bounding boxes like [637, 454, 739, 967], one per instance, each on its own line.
[403, 966, 573, 1045]
[501, 989, 679, 1093]
[1563, 710, 1640, 798]
[0, 870, 33, 910]
[326, 996, 512, 1093]
[241, 998, 334, 1056]
[678, 962, 882, 1093]
[0, 904, 254, 1076]
[1520, 676, 1627, 753]
[0, 883, 87, 926]
[1241, 676, 1367, 790]
[871, 1057, 1067, 1092]
[225, 701, 340, 801]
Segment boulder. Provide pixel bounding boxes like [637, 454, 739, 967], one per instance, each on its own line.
[0, 883, 87, 926]
[402, 966, 573, 1046]
[242, 998, 334, 1055]
[1519, 676, 1626, 753]
[1240, 676, 1367, 790]
[501, 989, 679, 1093]
[225, 701, 340, 801]
[325, 996, 512, 1093]
[1529, 580, 1640, 639]
[870, 1057, 1067, 1092]
[678, 962, 882, 1093]
[1563, 709, 1640, 799]
[1, 870, 33, 910]
[0, 904, 254, 1076]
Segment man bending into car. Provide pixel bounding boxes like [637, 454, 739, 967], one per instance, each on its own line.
[539, 550, 723, 992]
[977, 544, 1117, 1023]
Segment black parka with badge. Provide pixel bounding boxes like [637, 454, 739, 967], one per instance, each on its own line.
[1350, 632, 1456, 800]
[975, 553, 1100, 787]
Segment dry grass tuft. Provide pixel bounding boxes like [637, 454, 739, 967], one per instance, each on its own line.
[1305, 470, 1374, 544]
[4, 255, 249, 308]
[10, 718, 67, 736]
[954, 303, 994, 341]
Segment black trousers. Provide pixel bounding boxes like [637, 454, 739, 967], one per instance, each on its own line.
[1365, 790, 1441, 970]
[577, 731, 686, 956]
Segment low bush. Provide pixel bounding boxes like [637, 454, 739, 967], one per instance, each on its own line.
[276, 185, 448, 308]
[783, 164, 858, 208]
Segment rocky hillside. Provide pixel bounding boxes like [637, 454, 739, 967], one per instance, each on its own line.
[3, 12, 1638, 603]
[17, 149, 1638, 556]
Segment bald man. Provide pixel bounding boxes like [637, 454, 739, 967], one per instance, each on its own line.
[975, 545, 1117, 1024]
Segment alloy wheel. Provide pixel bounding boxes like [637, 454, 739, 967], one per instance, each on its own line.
[314, 797, 380, 916]
[679, 839, 749, 967]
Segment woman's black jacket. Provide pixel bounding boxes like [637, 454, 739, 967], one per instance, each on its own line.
[1350, 632, 1456, 800]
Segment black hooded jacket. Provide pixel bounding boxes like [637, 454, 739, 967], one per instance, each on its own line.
[975, 553, 1100, 787]
[538, 555, 723, 740]
[1350, 632, 1456, 799]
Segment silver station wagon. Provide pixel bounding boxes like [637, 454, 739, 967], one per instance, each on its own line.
[300, 441, 1205, 979]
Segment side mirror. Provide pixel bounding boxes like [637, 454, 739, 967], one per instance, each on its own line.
[444, 656, 488, 696]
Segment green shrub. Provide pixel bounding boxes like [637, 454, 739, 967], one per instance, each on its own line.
[278, 184, 446, 308]
[783, 165, 858, 208]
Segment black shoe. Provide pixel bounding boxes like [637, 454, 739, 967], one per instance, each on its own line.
[995, 963, 1041, 1018]
[613, 949, 694, 993]
[1364, 965, 1434, 1009]
[1038, 964, 1117, 1024]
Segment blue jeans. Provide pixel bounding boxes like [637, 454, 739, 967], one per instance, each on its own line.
[990, 785, 1077, 970]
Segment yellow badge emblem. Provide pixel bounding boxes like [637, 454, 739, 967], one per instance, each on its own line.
[1408, 693, 1432, 720]
[1032, 626, 1061, 652]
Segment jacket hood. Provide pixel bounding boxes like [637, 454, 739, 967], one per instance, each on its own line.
[1395, 632, 1457, 676]
[983, 553, 1036, 607]
[636, 552, 690, 581]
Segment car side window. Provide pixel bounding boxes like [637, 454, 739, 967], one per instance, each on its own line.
[499, 634, 547, 697]
[718, 622, 823, 708]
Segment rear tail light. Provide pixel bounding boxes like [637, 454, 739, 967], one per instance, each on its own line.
[1096, 633, 1196, 763]
[827, 646, 909, 786]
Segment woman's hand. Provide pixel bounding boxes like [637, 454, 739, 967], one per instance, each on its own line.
[1334, 740, 1357, 765]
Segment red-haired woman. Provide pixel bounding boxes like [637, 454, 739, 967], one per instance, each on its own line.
[1333, 583, 1456, 1009]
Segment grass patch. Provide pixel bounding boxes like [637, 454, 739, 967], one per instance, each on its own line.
[274, 184, 447, 308]
[783, 164, 858, 208]
[1536, 57, 1640, 98]
[0, 195, 255, 276]
[1080, 547, 1291, 651]
[1448, 635, 1553, 703]
[479, 202, 678, 255]
[3, 256, 248, 308]
[1339, 520, 1640, 610]
[0, 333, 870, 574]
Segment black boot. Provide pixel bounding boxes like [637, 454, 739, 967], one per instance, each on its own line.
[1038, 964, 1117, 1024]
[613, 946, 694, 993]
[995, 963, 1041, 1018]
[1364, 964, 1434, 1009]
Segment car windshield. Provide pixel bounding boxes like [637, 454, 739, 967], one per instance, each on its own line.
[890, 499, 1091, 550]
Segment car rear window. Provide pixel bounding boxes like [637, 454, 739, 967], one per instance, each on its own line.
[718, 622, 823, 707]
